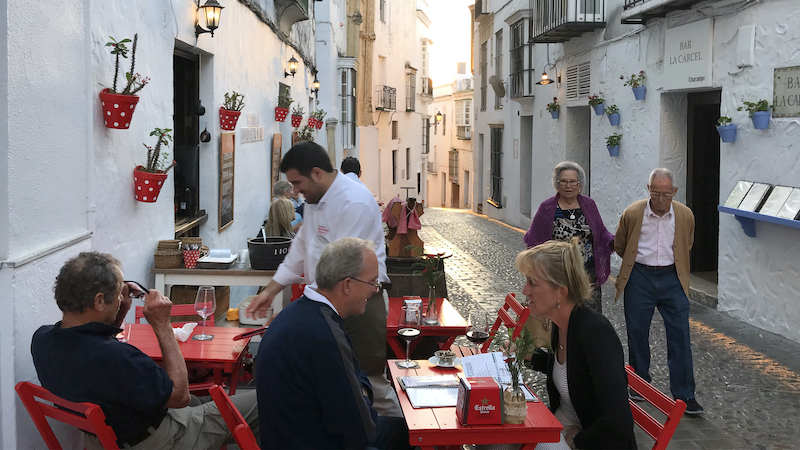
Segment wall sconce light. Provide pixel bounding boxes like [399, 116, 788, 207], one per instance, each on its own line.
[428, 111, 443, 127]
[195, 0, 224, 37]
[536, 64, 556, 85]
[312, 75, 320, 94]
[285, 56, 298, 78]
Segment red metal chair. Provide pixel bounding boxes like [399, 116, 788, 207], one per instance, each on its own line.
[626, 365, 686, 450]
[134, 304, 215, 326]
[451, 293, 530, 357]
[209, 385, 259, 450]
[15, 381, 119, 450]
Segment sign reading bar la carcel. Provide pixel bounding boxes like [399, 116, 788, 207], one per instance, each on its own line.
[663, 19, 713, 91]
[774, 66, 800, 118]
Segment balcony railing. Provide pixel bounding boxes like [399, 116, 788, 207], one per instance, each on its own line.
[457, 126, 472, 140]
[622, 0, 707, 24]
[375, 86, 396, 111]
[420, 77, 434, 96]
[531, 0, 606, 43]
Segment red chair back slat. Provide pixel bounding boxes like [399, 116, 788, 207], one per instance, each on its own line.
[15, 381, 119, 450]
[209, 385, 259, 450]
[481, 293, 530, 353]
[625, 365, 686, 450]
[134, 304, 215, 326]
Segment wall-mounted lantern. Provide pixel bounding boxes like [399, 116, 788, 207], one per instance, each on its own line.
[312, 75, 320, 94]
[195, 0, 224, 37]
[285, 56, 298, 78]
[428, 111, 443, 127]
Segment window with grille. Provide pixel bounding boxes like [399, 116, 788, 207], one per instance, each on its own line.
[449, 150, 459, 183]
[456, 99, 472, 140]
[565, 62, 591, 101]
[510, 20, 534, 98]
[392, 121, 398, 140]
[392, 150, 397, 184]
[405, 72, 416, 111]
[380, 0, 386, 23]
[406, 148, 411, 180]
[339, 67, 357, 150]
[442, 114, 446, 135]
[421, 118, 430, 154]
[495, 29, 503, 109]
[490, 127, 503, 206]
[480, 42, 488, 111]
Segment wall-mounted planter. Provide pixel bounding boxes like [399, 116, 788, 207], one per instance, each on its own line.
[592, 103, 605, 116]
[219, 107, 241, 131]
[308, 118, 318, 129]
[632, 86, 646, 100]
[99, 89, 139, 129]
[608, 113, 621, 127]
[607, 145, 620, 157]
[291, 115, 303, 128]
[751, 111, 770, 129]
[315, 119, 324, 129]
[716, 124, 737, 143]
[550, 110, 559, 119]
[275, 107, 289, 122]
[133, 166, 168, 203]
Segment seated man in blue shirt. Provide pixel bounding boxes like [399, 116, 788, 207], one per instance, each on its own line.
[256, 237, 410, 449]
[31, 252, 258, 449]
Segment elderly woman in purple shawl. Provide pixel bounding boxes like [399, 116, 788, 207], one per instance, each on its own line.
[523, 161, 614, 313]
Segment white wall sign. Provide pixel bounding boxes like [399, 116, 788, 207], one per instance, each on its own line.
[663, 19, 713, 91]
[239, 127, 265, 143]
[773, 66, 800, 118]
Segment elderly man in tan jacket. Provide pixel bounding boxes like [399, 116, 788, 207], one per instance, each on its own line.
[615, 168, 703, 415]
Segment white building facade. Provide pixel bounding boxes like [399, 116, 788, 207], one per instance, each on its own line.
[472, 0, 800, 343]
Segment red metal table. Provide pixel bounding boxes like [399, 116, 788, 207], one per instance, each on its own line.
[386, 297, 467, 358]
[122, 323, 251, 395]
[388, 359, 562, 449]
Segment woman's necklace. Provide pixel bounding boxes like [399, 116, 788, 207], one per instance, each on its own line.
[559, 200, 578, 220]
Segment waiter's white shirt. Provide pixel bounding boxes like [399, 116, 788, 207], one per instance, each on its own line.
[635, 201, 676, 267]
[273, 171, 389, 286]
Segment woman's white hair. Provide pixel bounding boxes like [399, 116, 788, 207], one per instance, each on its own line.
[551, 161, 587, 191]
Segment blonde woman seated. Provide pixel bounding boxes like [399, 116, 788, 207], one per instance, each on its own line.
[517, 239, 636, 449]
[262, 198, 296, 238]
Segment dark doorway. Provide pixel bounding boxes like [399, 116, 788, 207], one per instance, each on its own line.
[173, 51, 201, 226]
[687, 90, 720, 274]
[451, 183, 460, 208]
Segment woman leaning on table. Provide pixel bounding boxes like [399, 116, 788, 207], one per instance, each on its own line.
[519, 240, 636, 450]
[523, 161, 614, 313]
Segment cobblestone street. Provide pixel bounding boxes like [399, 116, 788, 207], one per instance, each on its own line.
[418, 207, 800, 450]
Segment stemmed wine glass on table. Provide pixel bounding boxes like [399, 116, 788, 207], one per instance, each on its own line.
[466, 310, 490, 352]
[397, 305, 422, 369]
[193, 285, 216, 341]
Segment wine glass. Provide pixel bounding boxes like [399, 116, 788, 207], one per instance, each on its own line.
[193, 285, 216, 341]
[397, 305, 421, 369]
[466, 310, 490, 352]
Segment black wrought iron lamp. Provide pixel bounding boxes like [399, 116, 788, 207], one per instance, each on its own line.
[195, 0, 224, 37]
[285, 56, 298, 78]
[312, 75, 320, 94]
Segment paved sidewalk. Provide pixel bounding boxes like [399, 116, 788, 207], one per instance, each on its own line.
[418, 207, 800, 450]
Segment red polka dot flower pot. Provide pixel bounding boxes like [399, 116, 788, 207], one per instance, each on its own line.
[291, 115, 303, 128]
[219, 107, 241, 131]
[133, 166, 168, 203]
[275, 107, 289, 122]
[99, 89, 140, 129]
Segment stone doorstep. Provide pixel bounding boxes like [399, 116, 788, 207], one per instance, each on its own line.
[689, 274, 718, 309]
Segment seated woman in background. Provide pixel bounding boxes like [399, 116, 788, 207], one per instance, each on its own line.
[262, 198, 296, 238]
[516, 239, 636, 450]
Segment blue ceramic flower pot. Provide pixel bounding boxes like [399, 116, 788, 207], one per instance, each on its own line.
[607, 145, 620, 157]
[608, 113, 621, 127]
[632, 86, 646, 100]
[716, 124, 736, 143]
[593, 103, 605, 115]
[751, 111, 770, 130]
[550, 110, 559, 119]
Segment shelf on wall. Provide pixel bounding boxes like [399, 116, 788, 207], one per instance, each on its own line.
[717, 205, 800, 238]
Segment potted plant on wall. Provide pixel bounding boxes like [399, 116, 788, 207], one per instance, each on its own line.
[716, 116, 736, 143]
[605, 104, 621, 126]
[297, 125, 315, 142]
[546, 97, 560, 119]
[100, 34, 149, 129]
[220, 91, 245, 130]
[622, 71, 646, 100]
[606, 133, 622, 157]
[275, 93, 292, 122]
[291, 104, 305, 128]
[588, 93, 605, 115]
[737, 99, 771, 130]
[134, 128, 176, 203]
[309, 109, 327, 129]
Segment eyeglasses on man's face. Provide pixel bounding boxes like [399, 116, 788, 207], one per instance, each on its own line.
[649, 191, 674, 201]
[557, 180, 580, 187]
[349, 277, 382, 292]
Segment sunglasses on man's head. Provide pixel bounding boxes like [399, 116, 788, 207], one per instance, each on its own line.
[123, 280, 149, 299]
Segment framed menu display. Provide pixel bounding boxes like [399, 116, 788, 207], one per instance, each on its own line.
[723, 181, 754, 208]
[218, 132, 235, 232]
[759, 186, 794, 216]
[738, 183, 772, 212]
[777, 188, 800, 220]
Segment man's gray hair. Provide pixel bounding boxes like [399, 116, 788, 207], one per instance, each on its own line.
[648, 168, 675, 188]
[273, 180, 293, 198]
[316, 237, 375, 290]
[551, 161, 587, 190]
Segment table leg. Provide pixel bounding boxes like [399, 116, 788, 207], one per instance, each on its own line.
[387, 336, 406, 358]
[228, 356, 244, 395]
[154, 273, 166, 294]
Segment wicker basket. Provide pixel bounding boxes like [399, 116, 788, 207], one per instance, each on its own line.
[154, 250, 183, 269]
[157, 240, 181, 251]
[181, 237, 203, 249]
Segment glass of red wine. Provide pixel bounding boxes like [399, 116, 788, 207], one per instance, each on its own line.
[397, 305, 421, 369]
[193, 285, 216, 341]
[466, 310, 490, 352]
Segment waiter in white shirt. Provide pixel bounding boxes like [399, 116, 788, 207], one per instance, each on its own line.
[614, 168, 703, 415]
[246, 141, 401, 417]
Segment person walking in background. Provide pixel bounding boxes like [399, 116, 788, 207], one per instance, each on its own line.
[261, 197, 295, 238]
[615, 168, 703, 414]
[341, 156, 365, 186]
[524, 161, 614, 313]
[273, 179, 302, 233]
